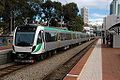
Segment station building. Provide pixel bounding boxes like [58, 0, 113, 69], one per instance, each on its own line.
[103, 14, 120, 48]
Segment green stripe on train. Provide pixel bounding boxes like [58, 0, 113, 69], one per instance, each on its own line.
[42, 26, 71, 33]
[33, 43, 42, 53]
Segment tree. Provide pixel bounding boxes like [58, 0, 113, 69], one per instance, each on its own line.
[53, 1, 63, 19]
[40, 1, 62, 27]
[0, 0, 43, 34]
[63, 2, 83, 31]
[71, 16, 84, 31]
[63, 3, 79, 22]
[0, 0, 84, 34]
[0, 0, 5, 16]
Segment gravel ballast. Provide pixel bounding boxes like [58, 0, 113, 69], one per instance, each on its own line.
[1, 40, 95, 80]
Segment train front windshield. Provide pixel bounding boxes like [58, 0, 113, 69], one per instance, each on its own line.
[15, 26, 36, 46]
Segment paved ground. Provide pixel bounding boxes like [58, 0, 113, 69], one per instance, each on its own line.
[64, 39, 120, 80]
[64, 40, 97, 80]
[102, 44, 120, 80]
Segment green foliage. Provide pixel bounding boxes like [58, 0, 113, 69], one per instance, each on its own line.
[63, 2, 83, 31]
[63, 2, 79, 21]
[0, 0, 41, 34]
[0, 0, 5, 15]
[67, 17, 83, 31]
[53, 1, 62, 18]
[0, 0, 84, 34]
[71, 16, 84, 31]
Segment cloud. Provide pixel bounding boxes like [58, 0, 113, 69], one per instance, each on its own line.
[51, 0, 112, 25]
[99, 0, 112, 3]
[89, 18, 103, 22]
[89, 13, 107, 25]
[92, 13, 107, 18]
[89, 18, 103, 25]
[52, 0, 112, 10]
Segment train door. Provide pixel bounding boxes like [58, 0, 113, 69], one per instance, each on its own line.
[33, 30, 45, 59]
[57, 32, 61, 47]
[41, 30, 45, 50]
[34, 30, 45, 53]
[41, 30, 45, 42]
[37, 31, 42, 45]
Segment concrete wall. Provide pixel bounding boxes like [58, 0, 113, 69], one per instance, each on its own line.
[113, 35, 120, 48]
[0, 49, 12, 65]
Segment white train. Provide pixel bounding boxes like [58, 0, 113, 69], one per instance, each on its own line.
[12, 24, 95, 63]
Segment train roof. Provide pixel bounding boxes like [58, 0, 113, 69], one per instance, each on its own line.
[43, 26, 70, 32]
[23, 24, 69, 32]
[18, 24, 84, 34]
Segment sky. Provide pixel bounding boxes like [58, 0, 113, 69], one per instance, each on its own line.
[52, 0, 113, 25]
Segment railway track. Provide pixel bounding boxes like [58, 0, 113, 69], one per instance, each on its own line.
[0, 39, 97, 80]
[0, 64, 29, 79]
[43, 39, 97, 80]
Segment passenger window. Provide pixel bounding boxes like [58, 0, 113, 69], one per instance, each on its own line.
[45, 31, 57, 42]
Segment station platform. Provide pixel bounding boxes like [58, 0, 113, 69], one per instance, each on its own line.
[0, 45, 12, 50]
[0, 45, 12, 65]
[64, 39, 120, 80]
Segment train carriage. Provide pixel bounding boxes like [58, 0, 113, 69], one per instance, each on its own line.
[12, 24, 94, 63]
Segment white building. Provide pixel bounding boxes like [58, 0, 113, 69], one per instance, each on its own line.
[81, 7, 89, 24]
[103, 14, 120, 48]
[110, 0, 120, 15]
[103, 14, 120, 31]
[83, 27, 94, 35]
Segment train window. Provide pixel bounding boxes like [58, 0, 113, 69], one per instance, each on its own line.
[51, 32, 57, 41]
[81, 34, 84, 38]
[45, 32, 57, 42]
[57, 33, 61, 40]
[79, 34, 81, 38]
[58, 33, 71, 41]
[66, 33, 71, 40]
[59, 33, 64, 41]
[77, 34, 79, 39]
[45, 32, 51, 42]
[65, 33, 67, 40]
[15, 32, 35, 46]
[69, 33, 71, 40]
[73, 33, 76, 39]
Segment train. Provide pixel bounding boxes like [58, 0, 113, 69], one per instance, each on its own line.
[12, 24, 95, 63]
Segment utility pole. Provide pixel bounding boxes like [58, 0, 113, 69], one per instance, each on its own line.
[14, 17, 15, 30]
[10, 11, 13, 34]
[48, 18, 50, 27]
[61, 16, 63, 27]
[48, 17, 53, 27]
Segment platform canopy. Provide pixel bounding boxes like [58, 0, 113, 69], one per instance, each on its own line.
[108, 22, 120, 35]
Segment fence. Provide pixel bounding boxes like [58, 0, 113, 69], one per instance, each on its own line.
[0, 36, 13, 47]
